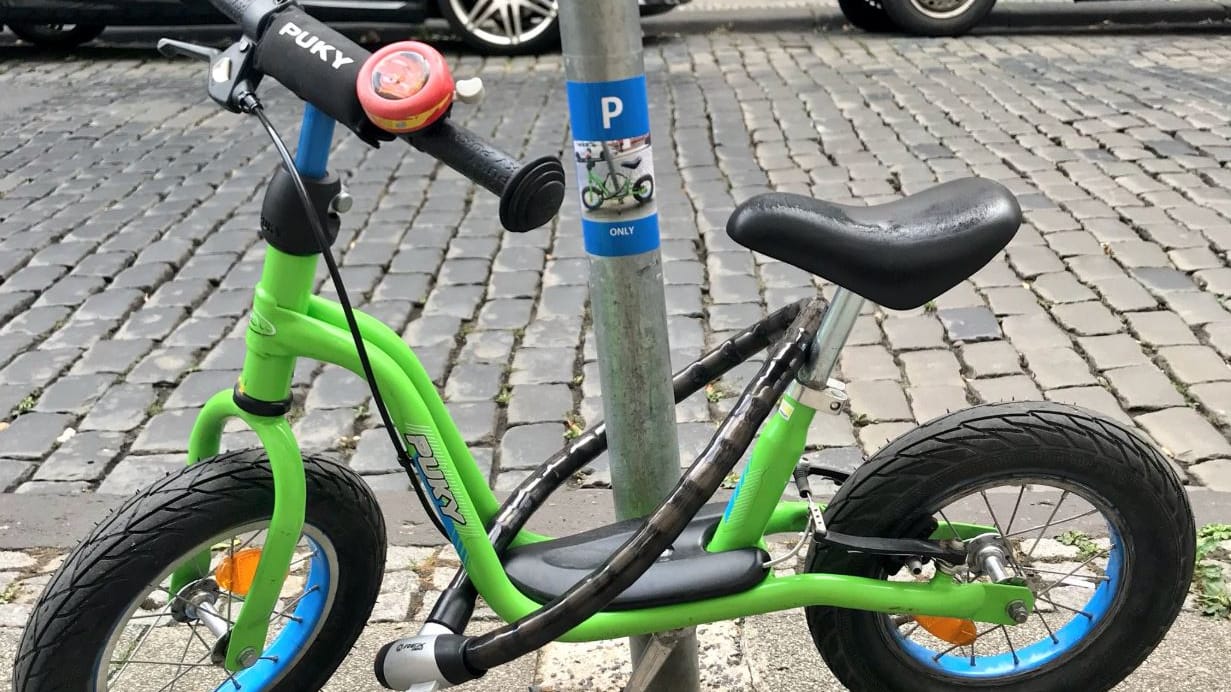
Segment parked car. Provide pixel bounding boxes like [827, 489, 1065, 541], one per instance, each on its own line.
[0, 0, 688, 54]
[838, 0, 993, 36]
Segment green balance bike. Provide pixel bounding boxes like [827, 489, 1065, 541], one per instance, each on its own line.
[14, 2, 1195, 691]
[580, 156, 654, 211]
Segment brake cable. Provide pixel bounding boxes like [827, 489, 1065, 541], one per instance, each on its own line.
[243, 94, 451, 539]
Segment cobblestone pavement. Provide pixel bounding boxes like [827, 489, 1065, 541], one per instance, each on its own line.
[1, 24, 1231, 502]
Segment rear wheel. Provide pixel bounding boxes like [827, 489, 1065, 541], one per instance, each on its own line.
[437, 0, 560, 55]
[15, 450, 387, 691]
[7, 22, 105, 47]
[633, 174, 654, 203]
[805, 402, 1194, 692]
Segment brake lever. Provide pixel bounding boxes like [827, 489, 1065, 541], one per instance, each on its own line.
[206, 39, 263, 114]
[156, 38, 219, 62]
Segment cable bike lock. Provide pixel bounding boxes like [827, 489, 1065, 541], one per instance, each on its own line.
[373, 301, 827, 687]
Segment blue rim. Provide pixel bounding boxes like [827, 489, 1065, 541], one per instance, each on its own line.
[894, 528, 1123, 678]
[214, 535, 332, 691]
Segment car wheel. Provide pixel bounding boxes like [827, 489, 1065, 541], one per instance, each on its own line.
[7, 22, 105, 47]
[837, 0, 897, 32]
[881, 0, 994, 35]
[437, 0, 560, 55]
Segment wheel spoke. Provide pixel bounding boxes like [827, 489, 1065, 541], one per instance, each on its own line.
[1009, 508, 1100, 540]
[936, 508, 959, 542]
[497, 4, 515, 38]
[522, 0, 556, 18]
[281, 581, 322, 608]
[113, 659, 217, 668]
[1005, 485, 1026, 537]
[1033, 548, 1110, 602]
[169, 622, 197, 691]
[1024, 490, 1068, 559]
[932, 625, 998, 662]
[509, 0, 523, 37]
[1025, 567, 1109, 582]
[1000, 626, 1019, 666]
[153, 652, 215, 692]
[109, 605, 170, 685]
[980, 490, 1005, 537]
[1035, 593, 1094, 619]
[467, 0, 496, 24]
[1036, 609, 1059, 644]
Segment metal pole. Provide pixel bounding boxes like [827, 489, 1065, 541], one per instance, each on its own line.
[558, 1, 700, 689]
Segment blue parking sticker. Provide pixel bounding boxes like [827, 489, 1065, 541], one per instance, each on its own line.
[566, 76, 651, 141]
[582, 214, 661, 257]
[566, 75, 661, 257]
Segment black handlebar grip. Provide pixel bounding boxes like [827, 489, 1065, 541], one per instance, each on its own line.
[405, 121, 565, 233]
[253, 7, 392, 146]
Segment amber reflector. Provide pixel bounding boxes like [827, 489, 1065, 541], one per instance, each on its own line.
[915, 615, 978, 645]
[215, 548, 263, 597]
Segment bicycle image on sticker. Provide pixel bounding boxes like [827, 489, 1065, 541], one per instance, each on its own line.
[574, 136, 655, 214]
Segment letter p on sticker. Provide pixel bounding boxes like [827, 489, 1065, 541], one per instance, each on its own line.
[600, 96, 623, 129]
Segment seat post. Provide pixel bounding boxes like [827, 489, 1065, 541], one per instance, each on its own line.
[798, 287, 865, 389]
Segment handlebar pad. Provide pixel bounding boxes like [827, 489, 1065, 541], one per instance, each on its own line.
[254, 8, 393, 146]
[405, 121, 565, 232]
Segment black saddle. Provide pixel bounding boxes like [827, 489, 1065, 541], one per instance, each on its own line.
[621, 158, 642, 170]
[727, 178, 1021, 310]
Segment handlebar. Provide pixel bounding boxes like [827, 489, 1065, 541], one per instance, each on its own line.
[243, 5, 563, 232]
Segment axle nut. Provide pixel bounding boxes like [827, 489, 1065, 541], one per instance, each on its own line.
[1006, 600, 1029, 624]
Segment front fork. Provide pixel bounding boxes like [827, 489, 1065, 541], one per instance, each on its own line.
[170, 390, 307, 672]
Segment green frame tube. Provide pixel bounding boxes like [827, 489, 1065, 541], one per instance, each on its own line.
[183, 248, 1033, 668]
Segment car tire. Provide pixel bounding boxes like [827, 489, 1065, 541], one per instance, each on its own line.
[7, 22, 105, 47]
[837, 0, 897, 32]
[437, 0, 560, 55]
[880, 0, 994, 35]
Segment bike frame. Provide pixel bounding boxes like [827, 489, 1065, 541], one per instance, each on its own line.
[175, 106, 1032, 672]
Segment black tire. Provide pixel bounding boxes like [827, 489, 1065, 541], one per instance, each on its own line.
[7, 22, 105, 47]
[632, 174, 654, 203]
[436, 0, 560, 55]
[805, 402, 1194, 692]
[880, 0, 994, 35]
[838, 0, 898, 32]
[15, 450, 387, 691]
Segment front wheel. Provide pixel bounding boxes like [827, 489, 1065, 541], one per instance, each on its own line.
[7, 22, 106, 47]
[582, 185, 605, 210]
[805, 402, 1194, 692]
[15, 450, 387, 691]
[881, 0, 994, 35]
[437, 0, 560, 55]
